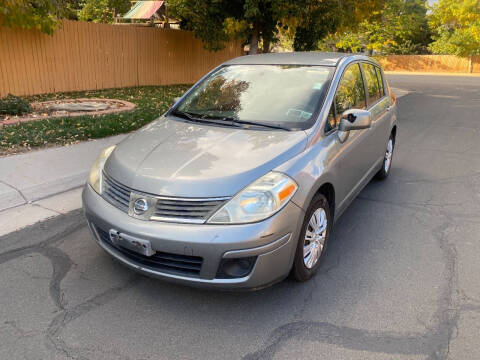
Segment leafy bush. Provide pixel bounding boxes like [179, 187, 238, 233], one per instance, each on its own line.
[0, 94, 32, 116]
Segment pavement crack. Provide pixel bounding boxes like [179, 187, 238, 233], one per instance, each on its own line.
[242, 321, 430, 360]
[0, 215, 84, 312]
[243, 208, 463, 359]
[45, 275, 141, 360]
[424, 220, 460, 360]
[0, 217, 84, 262]
[38, 246, 73, 310]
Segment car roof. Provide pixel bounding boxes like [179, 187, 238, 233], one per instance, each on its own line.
[223, 52, 370, 67]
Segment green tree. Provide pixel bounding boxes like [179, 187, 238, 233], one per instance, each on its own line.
[64, 0, 83, 20]
[328, 0, 430, 54]
[169, 0, 245, 51]
[169, 0, 384, 53]
[0, 0, 70, 34]
[78, 0, 131, 23]
[428, 0, 480, 60]
[290, 0, 384, 51]
[287, 0, 341, 51]
[169, 0, 286, 53]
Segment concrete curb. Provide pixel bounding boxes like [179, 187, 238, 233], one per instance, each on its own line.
[0, 134, 127, 212]
[0, 187, 84, 237]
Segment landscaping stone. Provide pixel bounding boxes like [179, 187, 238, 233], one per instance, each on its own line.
[0, 98, 136, 126]
[48, 101, 110, 112]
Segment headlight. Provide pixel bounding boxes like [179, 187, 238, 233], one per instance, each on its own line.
[207, 172, 298, 224]
[88, 145, 116, 194]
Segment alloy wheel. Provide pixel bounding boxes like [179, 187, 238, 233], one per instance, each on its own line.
[303, 208, 328, 269]
[384, 138, 393, 173]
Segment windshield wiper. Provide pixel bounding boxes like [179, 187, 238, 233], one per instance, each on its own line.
[171, 110, 243, 127]
[171, 110, 201, 121]
[172, 110, 291, 131]
[229, 119, 292, 131]
[200, 114, 292, 131]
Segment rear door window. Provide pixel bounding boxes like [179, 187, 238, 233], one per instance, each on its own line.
[361, 63, 382, 106]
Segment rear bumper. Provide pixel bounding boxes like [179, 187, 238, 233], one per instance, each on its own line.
[82, 184, 305, 290]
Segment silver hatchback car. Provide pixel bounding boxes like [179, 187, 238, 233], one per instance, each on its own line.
[83, 52, 397, 290]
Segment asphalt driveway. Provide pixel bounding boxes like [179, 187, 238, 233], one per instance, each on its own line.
[1, 74, 480, 360]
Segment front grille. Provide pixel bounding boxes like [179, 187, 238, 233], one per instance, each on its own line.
[96, 227, 203, 276]
[154, 198, 226, 222]
[103, 173, 131, 213]
[101, 172, 229, 223]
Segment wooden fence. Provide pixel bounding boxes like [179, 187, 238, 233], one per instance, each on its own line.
[0, 21, 243, 97]
[377, 55, 480, 74]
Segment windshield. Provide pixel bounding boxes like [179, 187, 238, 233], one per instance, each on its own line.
[173, 64, 334, 130]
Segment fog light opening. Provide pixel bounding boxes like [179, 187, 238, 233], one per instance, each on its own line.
[216, 257, 257, 279]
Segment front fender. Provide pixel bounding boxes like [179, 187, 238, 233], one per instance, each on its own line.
[274, 136, 338, 216]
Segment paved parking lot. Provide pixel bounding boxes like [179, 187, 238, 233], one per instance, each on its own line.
[1, 74, 480, 359]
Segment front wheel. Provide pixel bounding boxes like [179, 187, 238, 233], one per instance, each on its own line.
[376, 134, 394, 180]
[292, 194, 332, 282]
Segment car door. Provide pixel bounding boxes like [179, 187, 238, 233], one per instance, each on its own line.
[360, 62, 393, 167]
[323, 62, 373, 214]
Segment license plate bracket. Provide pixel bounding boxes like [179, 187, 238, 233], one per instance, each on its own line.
[109, 229, 156, 257]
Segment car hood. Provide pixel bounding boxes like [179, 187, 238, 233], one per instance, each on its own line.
[104, 117, 307, 197]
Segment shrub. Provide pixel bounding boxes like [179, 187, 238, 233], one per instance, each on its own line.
[0, 94, 32, 116]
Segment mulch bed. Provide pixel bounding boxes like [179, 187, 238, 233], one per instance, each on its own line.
[0, 98, 136, 126]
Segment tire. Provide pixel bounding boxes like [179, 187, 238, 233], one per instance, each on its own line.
[292, 193, 332, 282]
[376, 133, 395, 180]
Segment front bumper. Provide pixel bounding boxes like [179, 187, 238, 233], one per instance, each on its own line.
[82, 184, 305, 290]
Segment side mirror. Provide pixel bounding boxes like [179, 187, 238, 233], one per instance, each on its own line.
[338, 109, 372, 132]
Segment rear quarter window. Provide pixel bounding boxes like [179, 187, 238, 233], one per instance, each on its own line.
[375, 66, 385, 96]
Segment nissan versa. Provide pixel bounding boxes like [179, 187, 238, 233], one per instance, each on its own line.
[82, 52, 397, 290]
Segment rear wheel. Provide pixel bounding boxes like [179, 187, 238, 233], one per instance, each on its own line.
[376, 134, 394, 180]
[292, 194, 331, 282]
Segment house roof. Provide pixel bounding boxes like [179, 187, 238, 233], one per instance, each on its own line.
[123, 1, 164, 20]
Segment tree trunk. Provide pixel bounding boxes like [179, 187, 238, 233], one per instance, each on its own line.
[468, 57, 473, 73]
[250, 26, 259, 54]
[262, 38, 271, 53]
